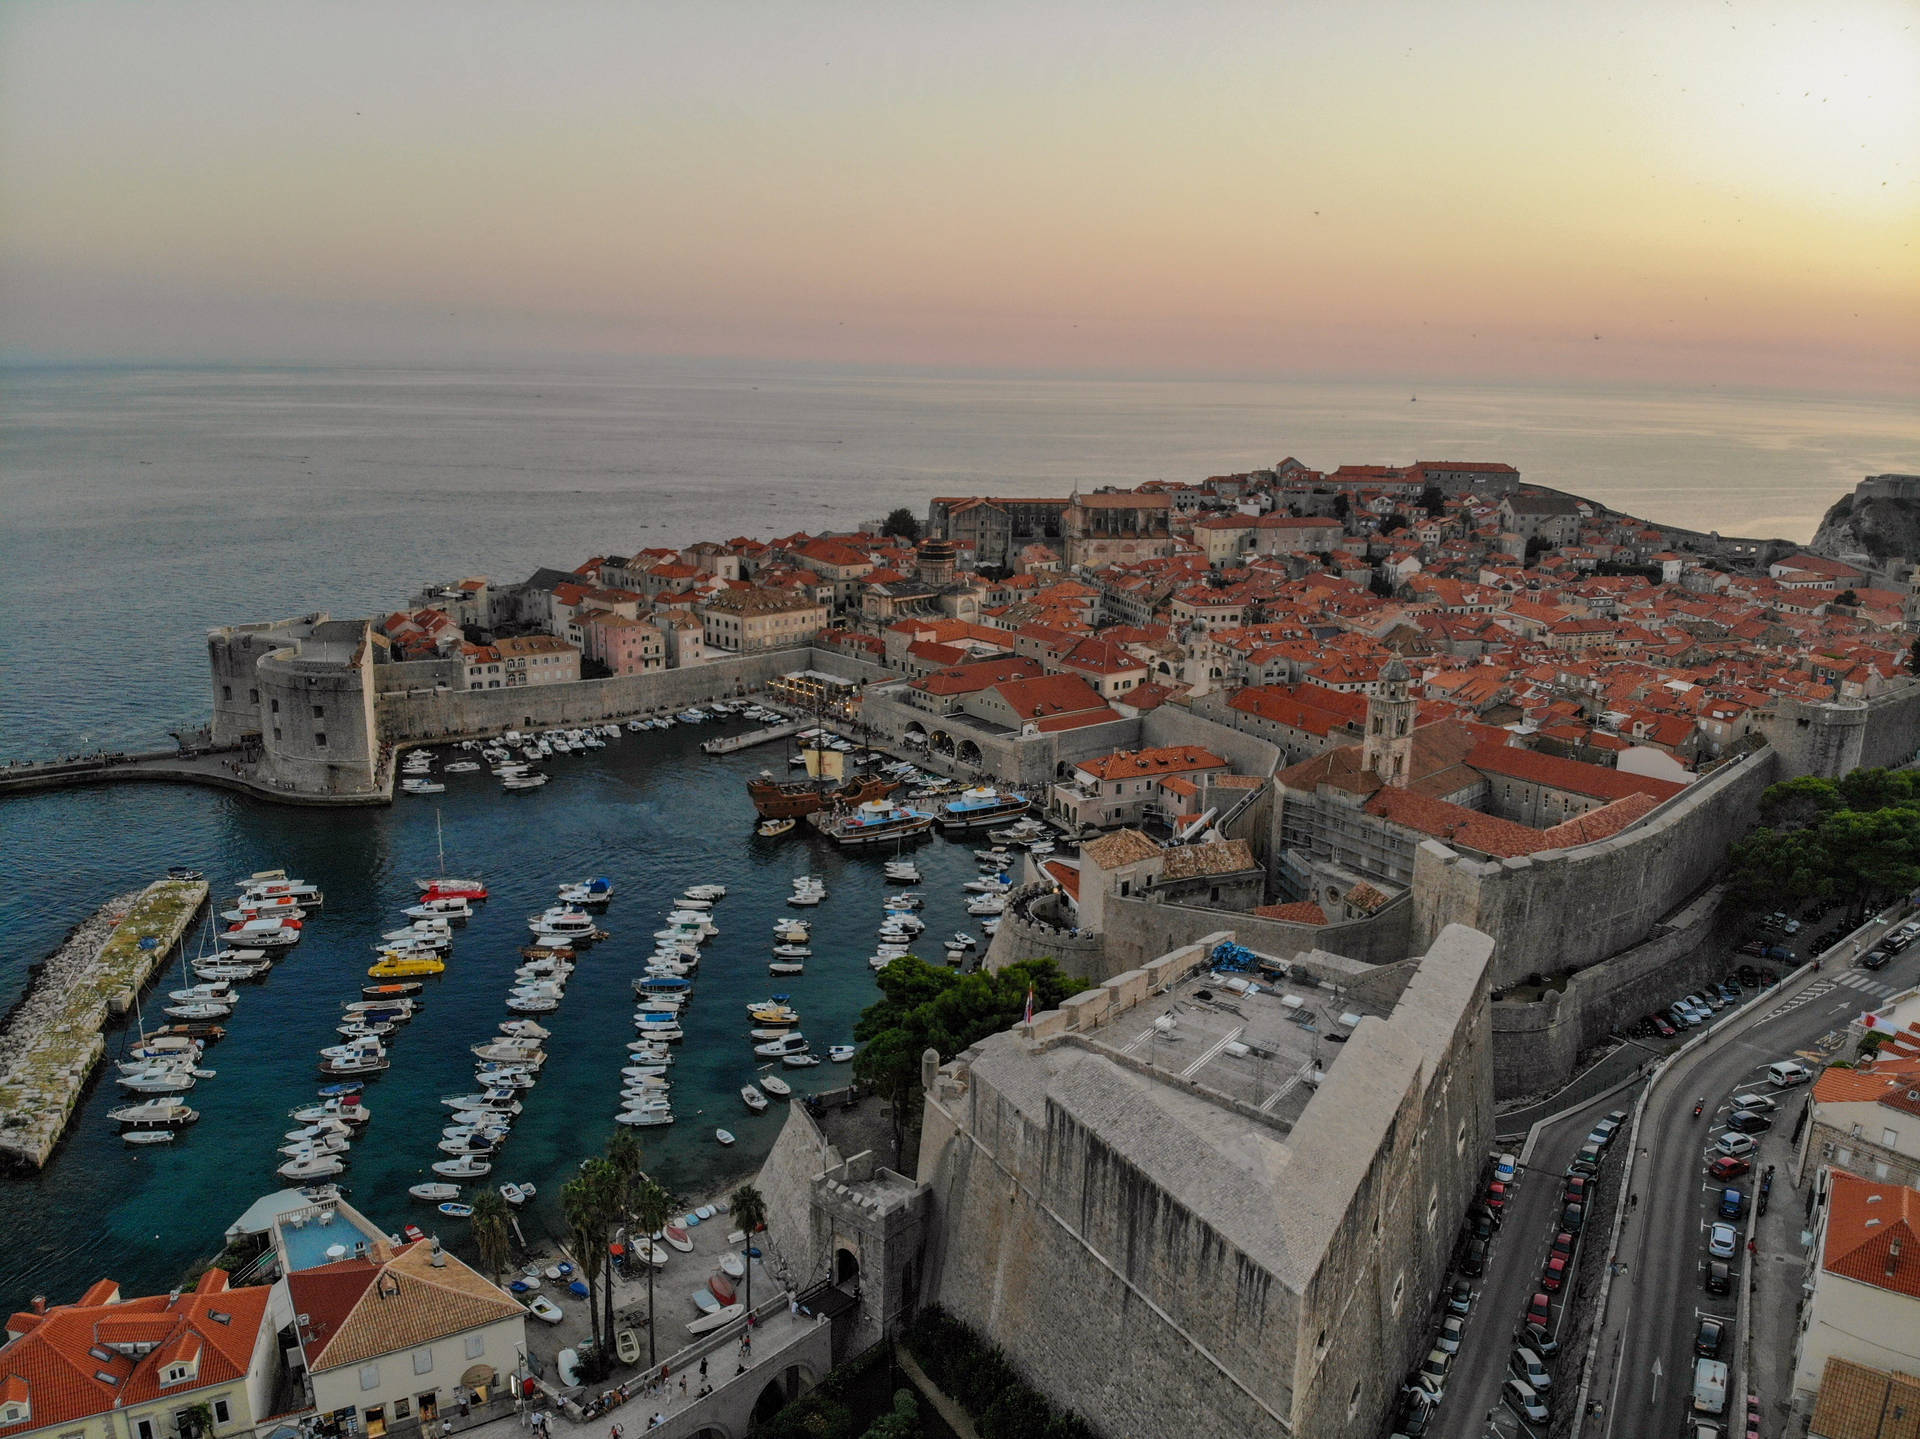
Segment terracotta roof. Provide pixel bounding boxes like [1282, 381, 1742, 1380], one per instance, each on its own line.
[1822, 1170, 1920, 1300]
[1081, 829, 1162, 870]
[1041, 861, 1081, 902]
[1464, 740, 1686, 803]
[1076, 746, 1227, 781]
[1251, 901, 1328, 925]
[1158, 839, 1258, 881]
[296, 1241, 523, 1374]
[912, 656, 1044, 696]
[991, 673, 1109, 720]
[1808, 1357, 1920, 1439]
[0, 1273, 270, 1435]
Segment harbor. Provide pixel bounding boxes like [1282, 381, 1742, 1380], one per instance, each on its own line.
[0, 705, 1037, 1309]
[0, 876, 208, 1171]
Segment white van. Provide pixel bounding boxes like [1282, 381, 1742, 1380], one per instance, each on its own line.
[1767, 1060, 1812, 1087]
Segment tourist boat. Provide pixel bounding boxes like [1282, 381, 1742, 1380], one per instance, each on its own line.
[820, 799, 936, 849]
[438, 1202, 475, 1219]
[759, 1074, 792, 1098]
[754, 1034, 809, 1057]
[527, 909, 596, 937]
[278, 1154, 345, 1181]
[123, 1130, 175, 1147]
[410, 1181, 461, 1201]
[828, 1045, 856, 1063]
[686, 1303, 745, 1336]
[746, 762, 901, 822]
[367, 953, 445, 978]
[224, 918, 300, 948]
[107, 1099, 198, 1128]
[433, 1155, 493, 1178]
[782, 1052, 822, 1068]
[740, 1085, 769, 1113]
[756, 817, 797, 837]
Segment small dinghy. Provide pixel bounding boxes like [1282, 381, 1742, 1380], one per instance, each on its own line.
[410, 1182, 460, 1201]
[123, 1130, 176, 1146]
[720, 1252, 746, 1279]
[715, 1128, 736, 1146]
[438, 1202, 474, 1219]
[528, 1296, 564, 1325]
[662, 1224, 694, 1252]
[759, 1074, 792, 1098]
[687, 1303, 745, 1335]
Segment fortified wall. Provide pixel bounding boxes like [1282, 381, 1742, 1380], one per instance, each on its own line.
[918, 926, 1493, 1439]
[1410, 747, 1778, 988]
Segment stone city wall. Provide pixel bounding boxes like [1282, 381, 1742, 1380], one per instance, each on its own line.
[1139, 705, 1282, 782]
[1859, 683, 1920, 771]
[1490, 885, 1728, 1097]
[752, 1100, 844, 1297]
[980, 884, 1108, 981]
[1410, 747, 1776, 988]
[1101, 891, 1413, 976]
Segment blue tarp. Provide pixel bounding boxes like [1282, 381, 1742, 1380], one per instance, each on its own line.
[1209, 940, 1259, 972]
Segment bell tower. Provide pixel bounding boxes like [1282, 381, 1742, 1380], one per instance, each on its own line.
[1363, 655, 1414, 786]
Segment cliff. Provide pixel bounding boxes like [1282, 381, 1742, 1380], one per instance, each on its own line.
[1812, 475, 1920, 564]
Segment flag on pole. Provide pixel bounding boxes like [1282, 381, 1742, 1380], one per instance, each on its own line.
[1024, 985, 1035, 1027]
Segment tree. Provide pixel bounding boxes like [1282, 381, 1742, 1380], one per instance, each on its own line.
[860, 1390, 921, 1439]
[561, 1160, 621, 1375]
[470, 1189, 513, 1287]
[1419, 484, 1446, 517]
[853, 957, 1085, 1158]
[602, 1129, 646, 1346]
[1730, 769, 1920, 922]
[881, 508, 921, 542]
[1331, 492, 1351, 520]
[730, 1183, 769, 1320]
[1378, 511, 1408, 536]
[1909, 636, 1920, 676]
[1835, 588, 1859, 607]
[631, 1178, 674, 1369]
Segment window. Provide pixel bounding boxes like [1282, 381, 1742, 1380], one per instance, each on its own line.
[313, 706, 325, 720]
[465, 1333, 486, 1360]
[360, 1364, 381, 1391]
[1884, 1129, 1899, 1148]
[270, 698, 279, 713]
[413, 1350, 433, 1376]
[213, 1401, 231, 1425]
[137, 1423, 155, 1439]
[272, 728, 282, 741]
[315, 734, 327, 748]
[393, 1401, 410, 1420]
[221, 685, 232, 701]
[249, 689, 259, 704]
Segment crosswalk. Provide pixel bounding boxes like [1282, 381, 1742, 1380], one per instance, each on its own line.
[1761, 971, 1898, 1021]
[1833, 970, 1897, 998]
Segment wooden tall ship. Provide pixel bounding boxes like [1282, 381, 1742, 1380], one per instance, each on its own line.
[746, 719, 898, 819]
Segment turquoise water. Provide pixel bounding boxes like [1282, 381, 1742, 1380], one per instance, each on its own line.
[0, 723, 984, 1311]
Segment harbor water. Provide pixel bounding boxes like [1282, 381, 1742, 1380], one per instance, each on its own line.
[0, 722, 995, 1310]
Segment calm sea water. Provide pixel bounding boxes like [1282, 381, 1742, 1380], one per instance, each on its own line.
[1, 361, 1915, 1308]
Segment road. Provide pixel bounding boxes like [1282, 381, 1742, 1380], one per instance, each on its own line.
[1593, 914, 1920, 1438]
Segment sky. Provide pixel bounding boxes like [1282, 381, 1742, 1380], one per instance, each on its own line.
[1, 1, 1916, 389]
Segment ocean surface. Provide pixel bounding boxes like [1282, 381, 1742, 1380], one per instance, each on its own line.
[1, 360, 1916, 1309]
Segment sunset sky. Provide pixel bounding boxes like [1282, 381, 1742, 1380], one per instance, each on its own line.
[2, 1, 1915, 389]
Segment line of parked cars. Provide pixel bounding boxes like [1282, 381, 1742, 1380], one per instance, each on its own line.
[1633, 973, 1751, 1040]
[1858, 917, 1919, 972]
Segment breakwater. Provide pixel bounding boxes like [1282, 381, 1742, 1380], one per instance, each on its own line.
[0, 877, 208, 1171]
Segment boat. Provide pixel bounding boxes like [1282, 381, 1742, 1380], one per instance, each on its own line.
[740, 1085, 769, 1113]
[689, 1288, 720, 1315]
[754, 1034, 809, 1057]
[407, 896, 472, 923]
[528, 1296, 564, 1325]
[715, 1129, 735, 1146]
[224, 919, 300, 948]
[278, 1154, 345, 1181]
[500, 1183, 532, 1206]
[820, 799, 936, 848]
[368, 953, 445, 978]
[438, 1202, 475, 1219]
[193, 957, 272, 981]
[884, 860, 922, 883]
[747, 763, 900, 821]
[433, 1155, 493, 1178]
[709, 1272, 736, 1303]
[107, 1100, 198, 1127]
[164, 1001, 233, 1021]
[410, 1182, 461, 1201]
[759, 1074, 792, 1098]
[362, 981, 424, 1001]
[615, 1328, 642, 1366]
[662, 1224, 694, 1252]
[123, 1130, 176, 1146]
[687, 1303, 746, 1336]
[615, 1110, 674, 1127]
[116, 1068, 196, 1095]
[782, 1052, 822, 1068]
[400, 779, 446, 795]
[768, 961, 805, 976]
[719, 1252, 746, 1279]
[828, 1045, 856, 1063]
[756, 817, 797, 837]
[444, 760, 481, 773]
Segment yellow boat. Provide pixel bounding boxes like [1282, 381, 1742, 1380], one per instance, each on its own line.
[747, 1005, 799, 1026]
[368, 952, 446, 978]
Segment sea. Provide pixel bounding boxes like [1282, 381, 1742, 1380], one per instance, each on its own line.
[1, 360, 1916, 1310]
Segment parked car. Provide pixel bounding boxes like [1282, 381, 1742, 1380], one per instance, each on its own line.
[1668, 1004, 1696, 1030]
[1707, 1155, 1751, 1180]
[1694, 1318, 1725, 1357]
[1435, 1315, 1467, 1355]
[1525, 1291, 1552, 1329]
[1447, 1278, 1475, 1316]
[1860, 948, 1892, 971]
[1494, 1152, 1519, 1183]
[1704, 1260, 1731, 1295]
[1461, 1237, 1489, 1277]
[1569, 1144, 1604, 1177]
[1517, 1321, 1560, 1358]
[1767, 1060, 1812, 1087]
[1564, 1174, 1593, 1205]
[1468, 1206, 1497, 1240]
[1649, 1012, 1677, 1038]
[1561, 1201, 1586, 1232]
[1542, 1255, 1569, 1292]
[1510, 1347, 1553, 1392]
[1727, 1109, 1773, 1134]
[1550, 1229, 1575, 1260]
[1709, 1222, 1739, 1258]
[1715, 1133, 1756, 1158]
[1729, 1092, 1776, 1113]
[1781, 918, 1802, 935]
[1504, 1379, 1550, 1424]
[1587, 1115, 1622, 1148]
[1486, 1180, 1511, 1211]
[1718, 1187, 1746, 1220]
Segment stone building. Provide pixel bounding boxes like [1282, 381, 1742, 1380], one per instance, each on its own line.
[698, 587, 828, 653]
[1062, 490, 1175, 567]
[925, 497, 1068, 571]
[1794, 1055, 1920, 1189]
[1497, 491, 1581, 546]
[915, 923, 1494, 1439]
[207, 615, 380, 794]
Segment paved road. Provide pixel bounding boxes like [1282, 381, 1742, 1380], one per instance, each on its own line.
[1593, 914, 1920, 1439]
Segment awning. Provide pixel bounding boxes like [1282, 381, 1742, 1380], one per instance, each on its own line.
[461, 1364, 496, 1388]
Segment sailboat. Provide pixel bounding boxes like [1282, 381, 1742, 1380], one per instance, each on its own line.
[415, 811, 487, 898]
[745, 697, 898, 820]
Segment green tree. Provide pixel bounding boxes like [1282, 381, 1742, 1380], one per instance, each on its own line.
[881, 508, 921, 542]
[631, 1178, 674, 1369]
[1378, 511, 1408, 535]
[470, 1189, 513, 1287]
[562, 1160, 620, 1375]
[1835, 588, 1859, 607]
[859, 1390, 920, 1439]
[853, 957, 1084, 1158]
[1758, 775, 1844, 830]
[1331, 492, 1351, 520]
[730, 1183, 769, 1320]
[1730, 769, 1920, 922]
[1419, 484, 1446, 517]
[602, 1128, 646, 1345]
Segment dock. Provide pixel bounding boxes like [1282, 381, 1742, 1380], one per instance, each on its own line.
[0, 876, 209, 1171]
[700, 719, 806, 755]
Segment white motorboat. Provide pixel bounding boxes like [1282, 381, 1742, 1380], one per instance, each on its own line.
[163, 1000, 233, 1021]
[759, 1074, 792, 1098]
[528, 910, 596, 937]
[964, 876, 1010, 893]
[967, 895, 1008, 915]
[499, 1019, 551, 1039]
[674, 896, 713, 911]
[615, 1110, 675, 1127]
[740, 1085, 769, 1112]
[782, 1052, 822, 1068]
[433, 1155, 494, 1178]
[400, 780, 447, 795]
[884, 861, 922, 883]
[754, 1034, 809, 1057]
[408, 897, 472, 923]
[507, 995, 559, 1014]
[829, 1045, 857, 1063]
[684, 885, 727, 900]
[499, 1182, 534, 1206]
[278, 1154, 345, 1181]
[687, 1303, 745, 1336]
[117, 1068, 196, 1094]
[108, 1099, 199, 1127]
[123, 1130, 176, 1146]
[715, 1129, 736, 1146]
[444, 760, 482, 773]
[193, 957, 272, 981]
[951, 932, 979, 948]
[411, 1182, 461, 1201]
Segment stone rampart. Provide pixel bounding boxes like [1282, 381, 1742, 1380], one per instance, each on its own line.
[1860, 682, 1920, 771]
[1411, 746, 1777, 987]
[753, 1100, 844, 1296]
[1102, 890, 1413, 976]
[1490, 885, 1728, 1096]
[1140, 706, 1282, 780]
[980, 884, 1107, 981]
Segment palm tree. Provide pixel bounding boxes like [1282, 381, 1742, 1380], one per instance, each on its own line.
[601, 1131, 645, 1348]
[730, 1183, 769, 1321]
[470, 1189, 513, 1287]
[561, 1164, 616, 1368]
[631, 1178, 674, 1369]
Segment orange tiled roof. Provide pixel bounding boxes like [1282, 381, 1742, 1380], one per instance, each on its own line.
[1822, 1170, 1920, 1300]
